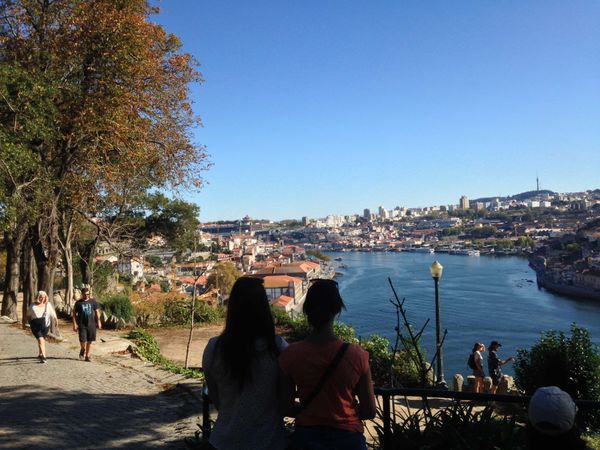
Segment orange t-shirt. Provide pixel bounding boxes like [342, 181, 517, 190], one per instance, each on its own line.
[279, 339, 370, 433]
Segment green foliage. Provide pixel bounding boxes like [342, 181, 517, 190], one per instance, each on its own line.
[102, 294, 134, 321]
[467, 225, 498, 239]
[306, 250, 331, 261]
[333, 322, 360, 343]
[159, 280, 170, 292]
[127, 328, 203, 379]
[145, 255, 163, 267]
[378, 403, 525, 450]
[93, 261, 117, 295]
[142, 193, 200, 253]
[440, 227, 462, 237]
[514, 324, 600, 429]
[206, 262, 240, 296]
[516, 236, 535, 249]
[163, 298, 225, 325]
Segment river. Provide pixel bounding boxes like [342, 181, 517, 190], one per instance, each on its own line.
[327, 251, 600, 381]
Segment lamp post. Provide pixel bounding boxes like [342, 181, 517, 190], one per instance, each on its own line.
[429, 260, 446, 388]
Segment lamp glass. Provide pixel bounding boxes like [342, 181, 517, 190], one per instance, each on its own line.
[429, 261, 444, 278]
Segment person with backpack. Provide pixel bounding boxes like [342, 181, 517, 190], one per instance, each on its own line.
[487, 340, 514, 394]
[279, 279, 376, 450]
[469, 342, 486, 393]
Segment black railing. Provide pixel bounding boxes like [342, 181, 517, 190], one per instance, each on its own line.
[375, 387, 600, 450]
[200, 385, 600, 448]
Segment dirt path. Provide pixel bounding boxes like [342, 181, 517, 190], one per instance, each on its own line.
[148, 324, 223, 368]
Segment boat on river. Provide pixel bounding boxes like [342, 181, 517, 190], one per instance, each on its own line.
[407, 246, 435, 254]
[450, 248, 480, 256]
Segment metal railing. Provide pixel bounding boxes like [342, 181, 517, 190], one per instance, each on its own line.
[200, 385, 600, 448]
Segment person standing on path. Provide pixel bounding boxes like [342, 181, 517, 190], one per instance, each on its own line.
[487, 340, 514, 394]
[202, 277, 287, 450]
[472, 342, 486, 393]
[26, 290, 58, 363]
[279, 279, 376, 450]
[72, 287, 101, 362]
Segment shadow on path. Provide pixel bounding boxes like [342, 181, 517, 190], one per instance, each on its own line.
[0, 385, 199, 449]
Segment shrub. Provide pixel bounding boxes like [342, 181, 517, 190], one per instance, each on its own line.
[378, 403, 525, 450]
[102, 294, 134, 321]
[163, 298, 225, 325]
[514, 323, 600, 429]
[127, 328, 203, 379]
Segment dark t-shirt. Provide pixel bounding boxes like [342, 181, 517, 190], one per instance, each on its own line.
[74, 299, 99, 328]
[488, 350, 501, 374]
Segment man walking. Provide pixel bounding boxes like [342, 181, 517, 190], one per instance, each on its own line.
[488, 340, 514, 394]
[72, 288, 102, 362]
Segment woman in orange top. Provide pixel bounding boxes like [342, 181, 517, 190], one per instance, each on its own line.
[279, 279, 376, 450]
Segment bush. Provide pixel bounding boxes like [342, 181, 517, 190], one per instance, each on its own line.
[127, 328, 203, 379]
[514, 324, 600, 429]
[379, 403, 525, 450]
[163, 298, 225, 325]
[102, 294, 134, 321]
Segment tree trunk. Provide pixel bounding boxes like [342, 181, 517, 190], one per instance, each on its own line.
[58, 215, 75, 313]
[22, 237, 37, 328]
[32, 210, 60, 303]
[1, 230, 25, 320]
[77, 237, 98, 287]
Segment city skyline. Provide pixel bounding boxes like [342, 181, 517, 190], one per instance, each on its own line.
[153, 1, 600, 221]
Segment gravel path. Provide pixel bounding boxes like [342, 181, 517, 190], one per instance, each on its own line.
[0, 321, 203, 449]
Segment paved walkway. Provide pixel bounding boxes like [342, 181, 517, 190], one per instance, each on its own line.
[0, 321, 203, 449]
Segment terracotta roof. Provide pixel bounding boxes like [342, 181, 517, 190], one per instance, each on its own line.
[263, 275, 302, 288]
[271, 295, 294, 308]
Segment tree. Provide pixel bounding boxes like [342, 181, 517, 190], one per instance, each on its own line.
[1, 0, 209, 309]
[514, 324, 600, 429]
[142, 193, 200, 253]
[206, 263, 241, 298]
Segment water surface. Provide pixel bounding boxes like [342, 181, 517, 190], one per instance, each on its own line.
[330, 252, 600, 380]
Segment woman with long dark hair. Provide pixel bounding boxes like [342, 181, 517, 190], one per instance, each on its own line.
[202, 277, 287, 450]
[279, 279, 376, 450]
[471, 342, 486, 393]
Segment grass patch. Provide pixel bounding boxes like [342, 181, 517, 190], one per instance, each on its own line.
[127, 328, 203, 380]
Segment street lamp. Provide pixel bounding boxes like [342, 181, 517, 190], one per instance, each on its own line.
[429, 260, 446, 388]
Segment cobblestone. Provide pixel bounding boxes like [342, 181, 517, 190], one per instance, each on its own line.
[0, 322, 203, 449]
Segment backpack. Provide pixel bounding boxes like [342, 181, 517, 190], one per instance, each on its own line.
[467, 353, 476, 370]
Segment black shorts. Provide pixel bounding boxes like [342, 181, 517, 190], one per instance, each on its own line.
[473, 369, 485, 378]
[30, 318, 48, 339]
[78, 325, 97, 343]
[491, 371, 502, 385]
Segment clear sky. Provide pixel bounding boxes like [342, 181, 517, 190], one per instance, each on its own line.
[152, 1, 600, 222]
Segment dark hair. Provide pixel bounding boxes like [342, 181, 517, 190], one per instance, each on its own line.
[218, 277, 277, 387]
[303, 279, 346, 329]
[472, 342, 482, 353]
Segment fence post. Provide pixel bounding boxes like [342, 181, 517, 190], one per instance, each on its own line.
[202, 384, 211, 439]
[382, 392, 391, 450]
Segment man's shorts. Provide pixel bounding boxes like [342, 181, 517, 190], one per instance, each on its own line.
[78, 325, 96, 343]
[491, 371, 502, 386]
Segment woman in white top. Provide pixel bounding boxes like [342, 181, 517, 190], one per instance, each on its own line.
[202, 277, 287, 450]
[26, 291, 58, 363]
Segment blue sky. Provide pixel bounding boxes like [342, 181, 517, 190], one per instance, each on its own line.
[153, 1, 600, 221]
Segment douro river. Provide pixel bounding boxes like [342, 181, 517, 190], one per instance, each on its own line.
[329, 251, 600, 381]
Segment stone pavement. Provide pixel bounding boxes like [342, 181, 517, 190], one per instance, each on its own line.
[0, 321, 204, 449]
